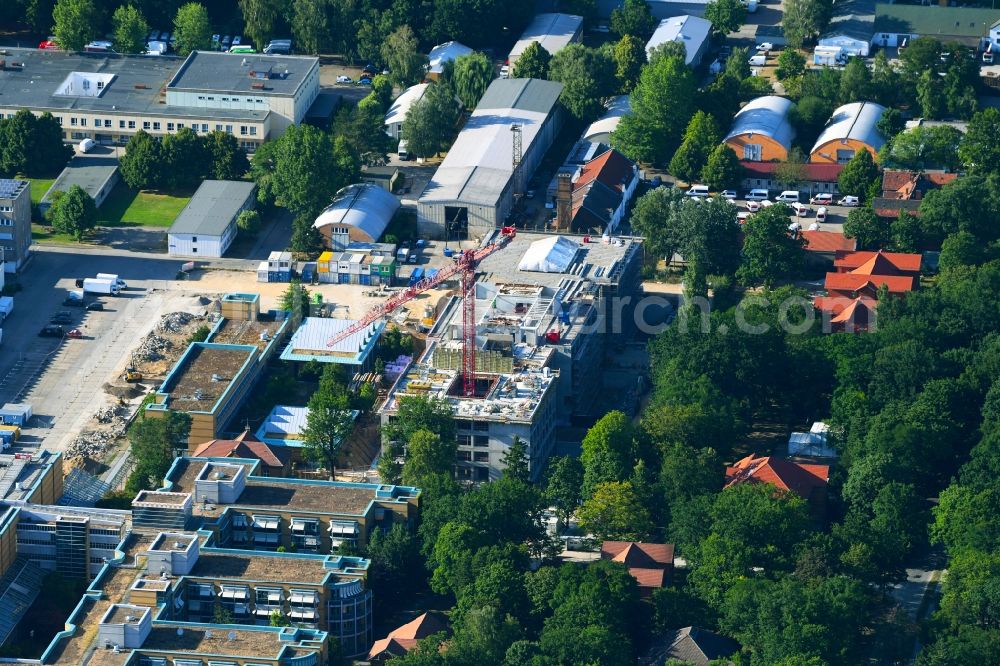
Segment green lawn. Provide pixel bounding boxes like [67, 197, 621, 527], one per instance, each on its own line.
[32, 223, 81, 245]
[97, 183, 193, 228]
[19, 177, 57, 206]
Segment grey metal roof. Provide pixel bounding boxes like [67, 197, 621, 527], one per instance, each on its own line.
[509, 13, 583, 63]
[312, 183, 400, 241]
[811, 101, 886, 155]
[168, 180, 256, 236]
[646, 15, 712, 66]
[476, 78, 564, 115]
[39, 156, 119, 205]
[0, 48, 269, 120]
[823, 0, 876, 41]
[724, 95, 797, 152]
[167, 50, 319, 96]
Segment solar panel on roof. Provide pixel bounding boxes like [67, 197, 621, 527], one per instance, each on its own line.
[0, 181, 26, 198]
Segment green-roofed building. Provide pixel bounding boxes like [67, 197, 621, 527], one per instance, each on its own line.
[873, 3, 1000, 48]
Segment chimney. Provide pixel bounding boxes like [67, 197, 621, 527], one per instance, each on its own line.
[556, 171, 573, 230]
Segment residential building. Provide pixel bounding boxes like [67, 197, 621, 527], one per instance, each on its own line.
[145, 294, 289, 444]
[139, 456, 420, 553]
[37, 156, 120, 216]
[313, 183, 400, 249]
[0, 179, 31, 274]
[724, 96, 796, 162]
[427, 41, 473, 80]
[167, 180, 257, 258]
[640, 627, 741, 666]
[0, 49, 321, 150]
[818, 0, 875, 57]
[645, 15, 712, 67]
[582, 95, 631, 144]
[191, 430, 291, 476]
[600, 541, 675, 596]
[384, 83, 428, 139]
[810, 102, 886, 164]
[418, 79, 564, 238]
[725, 454, 830, 511]
[368, 612, 449, 663]
[508, 13, 584, 68]
[552, 148, 641, 234]
[874, 4, 1000, 49]
[800, 230, 857, 263]
[873, 169, 957, 219]
[814, 250, 921, 331]
[740, 161, 844, 196]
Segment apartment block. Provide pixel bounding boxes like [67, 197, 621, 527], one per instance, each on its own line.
[0, 179, 31, 274]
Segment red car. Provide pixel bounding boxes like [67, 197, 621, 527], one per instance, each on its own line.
[66, 329, 84, 339]
[38, 40, 60, 50]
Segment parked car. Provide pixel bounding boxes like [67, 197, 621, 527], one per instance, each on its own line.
[746, 200, 762, 212]
[66, 329, 84, 339]
[745, 188, 770, 201]
[500, 64, 510, 78]
[721, 190, 737, 200]
[86, 301, 104, 311]
[737, 211, 752, 224]
[232, 35, 242, 45]
[358, 77, 373, 85]
[38, 40, 60, 50]
[212, 33, 221, 46]
[39, 325, 64, 338]
[336, 75, 353, 83]
[838, 195, 860, 206]
[816, 206, 828, 222]
[221, 35, 232, 47]
[810, 193, 833, 205]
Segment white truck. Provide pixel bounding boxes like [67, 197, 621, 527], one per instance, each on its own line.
[0, 296, 12, 322]
[813, 46, 847, 67]
[83, 278, 120, 295]
[96, 273, 128, 289]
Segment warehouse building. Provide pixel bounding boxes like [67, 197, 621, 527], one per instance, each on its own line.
[810, 102, 886, 164]
[167, 180, 256, 257]
[0, 48, 320, 151]
[508, 13, 584, 68]
[0, 179, 31, 274]
[418, 78, 564, 239]
[37, 155, 120, 216]
[724, 96, 797, 162]
[645, 15, 712, 66]
[312, 183, 400, 249]
[582, 95, 631, 144]
[383, 83, 428, 139]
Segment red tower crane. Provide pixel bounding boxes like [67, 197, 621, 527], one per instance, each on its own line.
[326, 226, 517, 397]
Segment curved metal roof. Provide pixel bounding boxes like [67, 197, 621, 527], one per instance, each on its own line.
[724, 95, 797, 152]
[811, 101, 887, 154]
[583, 95, 632, 142]
[313, 183, 400, 241]
[384, 83, 429, 127]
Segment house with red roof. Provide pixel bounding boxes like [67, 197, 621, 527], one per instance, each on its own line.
[725, 454, 830, 512]
[191, 430, 291, 477]
[552, 147, 640, 234]
[368, 612, 449, 664]
[800, 230, 856, 263]
[740, 161, 844, 197]
[600, 541, 675, 596]
[814, 250, 922, 332]
[873, 169, 958, 219]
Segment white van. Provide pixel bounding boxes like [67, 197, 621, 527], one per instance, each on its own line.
[397, 139, 411, 161]
[745, 188, 770, 201]
[748, 54, 767, 67]
[790, 202, 809, 217]
[78, 138, 95, 153]
[816, 206, 828, 222]
[776, 190, 801, 203]
[686, 185, 710, 198]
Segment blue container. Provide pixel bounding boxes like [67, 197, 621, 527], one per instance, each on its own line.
[443, 248, 454, 258]
[359, 274, 371, 285]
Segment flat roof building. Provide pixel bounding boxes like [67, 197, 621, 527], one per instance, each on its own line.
[645, 15, 712, 66]
[724, 96, 797, 162]
[0, 179, 31, 274]
[418, 78, 564, 239]
[810, 101, 886, 164]
[508, 13, 584, 67]
[818, 0, 875, 57]
[256, 405, 310, 447]
[167, 179, 257, 257]
[384, 83, 428, 139]
[37, 156, 120, 214]
[313, 183, 400, 249]
[874, 4, 1000, 48]
[280, 317, 385, 367]
[0, 48, 320, 151]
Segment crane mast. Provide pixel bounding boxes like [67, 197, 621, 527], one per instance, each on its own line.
[325, 227, 517, 397]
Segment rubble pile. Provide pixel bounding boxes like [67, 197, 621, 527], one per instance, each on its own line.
[134, 333, 172, 362]
[67, 405, 131, 461]
[157, 311, 197, 333]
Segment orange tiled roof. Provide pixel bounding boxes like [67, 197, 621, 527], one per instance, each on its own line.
[573, 148, 636, 194]
[725, 454, 829, 500]
[801, 230, 856, 253]
[824, 273, 915, 294]
[601, 541, 675, 567]
[834, 249, 921, 274]
[192, 430, 285, 468]
[367, 612, 449, 661]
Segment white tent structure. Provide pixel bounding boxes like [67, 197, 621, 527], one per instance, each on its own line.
[518, 236, 580, 273]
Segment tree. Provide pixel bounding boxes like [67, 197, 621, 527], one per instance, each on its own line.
[512, 41, 551, 79]
[883, 125, 963, 171]
[112, 5, 149, 54]
[402, 429, 456, 486]
[119, 131, 163, 190]
[940, 230, 987, 270]
[610, 0, 656, 39]
[775, 49, 806, 81]
[781, 0, 831, 48]
[126, 411, 191, 493]
[890, 210, 922, 252]
[876, 107, 904, 141]
[173, 2, 211, 56]
[161, 127, 209, 189]
[205, 131, 250, 180]
[268, 609, 290, 626]
[401, 82, 460, 159]
[0, 110, 71, 177]
[52, 0, 97, 52]
[725, 47, 752, 80]
[871, 51, 902, 107]
[612, 35, 646, 93]
[612, 53, 697, 166]
[900, 38, 942, 83]
[959, 107, 1000, 175]
[301, 376, 355, 480]
[382, 25, 428, 87]
[452, 52, 494, 109]
[702, 144, 743, 191]
[278, 279, 310, 318]
[629, 185, 686, 259]
[546, 456, 583, 530]
[704, 0, 747, 35]
[917, 69, 947, 119]
[367, 523, 423, 612]
[918, 175, 1000, 245]
[837, 149, 879, 201]
[236, 209, 261, 236]
[501, 437, 530, 482]
[737, 203, 806, 287]
[669, 111, 721, 183]
[384, 395, 457, 448]
[578, 481, 653, 541]
[237, 0, 283, 51]
[549, 44, 616, 122]
[843, 206, 889, 250]
[838, 57, 873, 104]
[291, 0, 328, 55]
[49, 185, 97, 240]
[581, 410, 636, 497]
